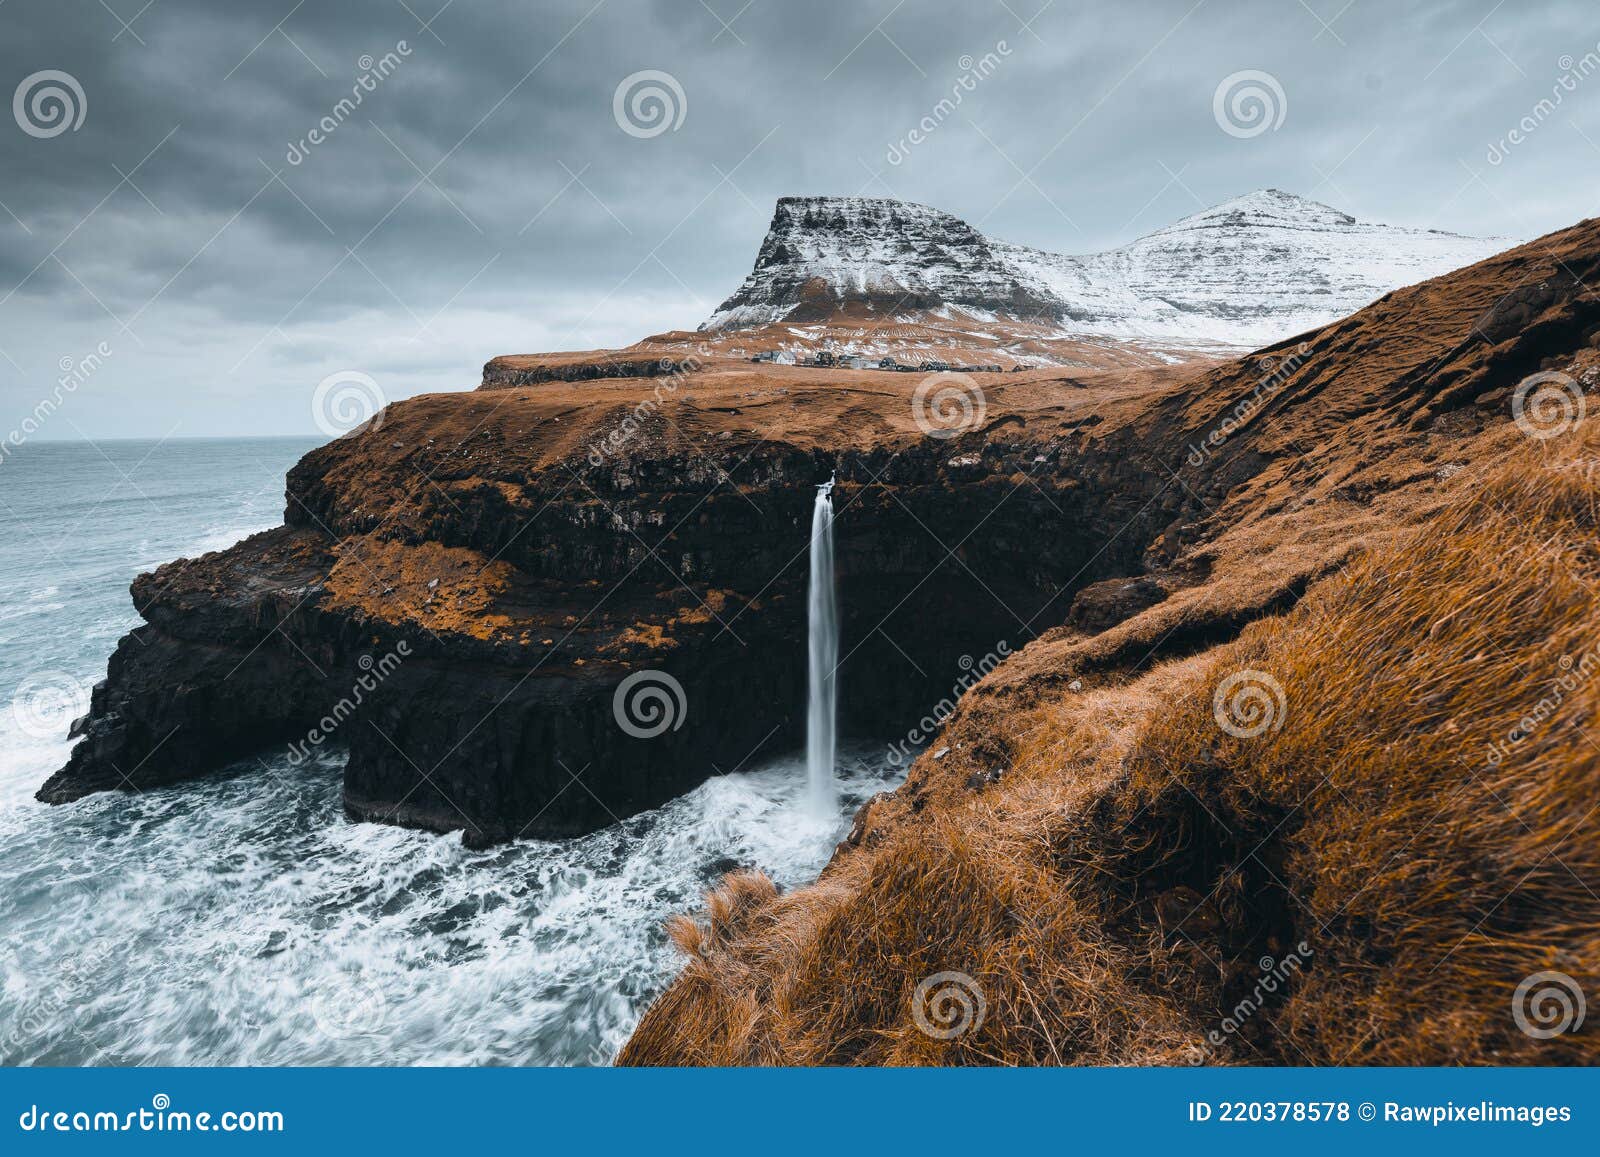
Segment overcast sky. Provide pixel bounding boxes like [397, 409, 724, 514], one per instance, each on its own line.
[0, 0, 1596, 439]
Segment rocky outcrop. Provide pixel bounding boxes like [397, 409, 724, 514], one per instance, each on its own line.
[41, 528, 340, 804]
[480, 354, 698, 390]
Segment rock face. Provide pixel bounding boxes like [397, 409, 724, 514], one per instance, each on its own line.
[479, 353, 695, 389]
[702, 191, 1508, 349]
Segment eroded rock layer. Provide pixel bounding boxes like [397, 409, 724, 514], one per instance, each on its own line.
[45, 351, 1210, 842]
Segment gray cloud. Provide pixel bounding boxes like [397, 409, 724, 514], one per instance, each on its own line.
[1, 0, 1596, 437]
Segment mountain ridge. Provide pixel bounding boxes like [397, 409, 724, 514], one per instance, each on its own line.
[702, 189, 1510, 352]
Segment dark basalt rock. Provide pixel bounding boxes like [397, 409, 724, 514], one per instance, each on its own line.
[479, 356, 696, 390]
[1068, 576, 1168, 634]
[39, 416, 1187, 843]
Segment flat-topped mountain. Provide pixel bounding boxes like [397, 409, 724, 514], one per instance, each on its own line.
[703, 196, 1054, 329]
[702, 190, 1508, 353]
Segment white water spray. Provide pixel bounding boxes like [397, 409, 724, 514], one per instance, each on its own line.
[806, 476, 838, 814]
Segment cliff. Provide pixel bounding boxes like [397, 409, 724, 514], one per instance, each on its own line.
[41, 351, 1202, 844]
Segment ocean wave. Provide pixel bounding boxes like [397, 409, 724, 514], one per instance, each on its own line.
[0, 744, 898, 1065]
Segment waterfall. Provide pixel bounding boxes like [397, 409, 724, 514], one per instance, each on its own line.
[806, 477, 838, 814]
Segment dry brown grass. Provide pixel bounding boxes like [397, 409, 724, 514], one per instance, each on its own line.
[620, 429, 1600, 1066]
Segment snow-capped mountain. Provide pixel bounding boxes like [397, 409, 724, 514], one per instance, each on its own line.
[702, 191, 1508, 350]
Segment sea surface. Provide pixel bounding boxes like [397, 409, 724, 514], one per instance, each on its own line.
[0, 438, 899, 1065]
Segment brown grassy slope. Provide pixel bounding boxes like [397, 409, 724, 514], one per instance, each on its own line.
[621, 432, 1600, 1066]
[619, 223, 1600, 1067]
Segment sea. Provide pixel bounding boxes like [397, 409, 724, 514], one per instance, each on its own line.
[0, 437, 899, 1065]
